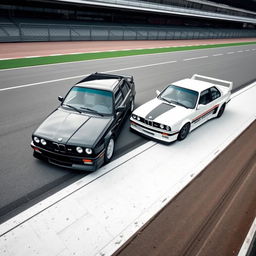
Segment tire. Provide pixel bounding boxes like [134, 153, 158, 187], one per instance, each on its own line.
[217, 103, 226, 118]
[104, 137, 115, 163]
[178, 123, 190, 141]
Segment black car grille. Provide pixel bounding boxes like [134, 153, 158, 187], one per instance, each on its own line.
[42, 150, 82, 165]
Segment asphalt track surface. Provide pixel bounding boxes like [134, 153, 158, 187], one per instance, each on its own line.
[0, 44, 256, 223]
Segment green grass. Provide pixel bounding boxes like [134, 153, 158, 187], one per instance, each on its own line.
[0, 41, 255, 70]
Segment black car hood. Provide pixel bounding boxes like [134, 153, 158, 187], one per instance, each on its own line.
[34, 109, 112, 146]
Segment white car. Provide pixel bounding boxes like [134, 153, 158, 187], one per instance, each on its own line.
[130, 74, 232, 143]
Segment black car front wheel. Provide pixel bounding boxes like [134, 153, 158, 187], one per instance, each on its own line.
[178, 123, 190, 141]
[104, 137, 115, 163]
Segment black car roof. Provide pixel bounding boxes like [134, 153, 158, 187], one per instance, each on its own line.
[76, 73, 124, 91]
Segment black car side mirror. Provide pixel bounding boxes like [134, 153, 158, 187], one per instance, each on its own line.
[116, 106, 125, 112]
[58, 96, 64, 102]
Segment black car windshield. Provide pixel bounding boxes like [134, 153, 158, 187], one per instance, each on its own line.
[63, 87, 113, 115]
[159, 85, 198, 109]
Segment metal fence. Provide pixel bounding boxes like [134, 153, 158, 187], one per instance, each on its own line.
[0, 23, 255, 42]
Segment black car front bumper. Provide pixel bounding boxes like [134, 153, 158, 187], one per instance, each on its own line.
[31, 142, 104, 172]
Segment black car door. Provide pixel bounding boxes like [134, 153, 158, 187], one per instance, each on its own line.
[112, 87, 125, 133]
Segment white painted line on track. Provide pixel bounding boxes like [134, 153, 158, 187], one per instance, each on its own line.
[237, 50, 244, 53]
[212, 53, 223, 56]
[183, 56, 208, 61]
[238, 217, 256, 256]
[0, 60, 177, 92]
[227, 52, 234, 54]
[245, 49, 250, 52]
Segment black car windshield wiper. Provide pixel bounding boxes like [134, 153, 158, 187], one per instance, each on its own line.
[80, 107, 104, 116]
[62, 104, 82, 113]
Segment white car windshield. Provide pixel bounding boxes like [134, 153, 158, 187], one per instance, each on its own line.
[159, 85, 198, 109]
[63, 87, 113, 115]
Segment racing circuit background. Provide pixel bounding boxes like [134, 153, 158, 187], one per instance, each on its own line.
[0, 1, 256, 256]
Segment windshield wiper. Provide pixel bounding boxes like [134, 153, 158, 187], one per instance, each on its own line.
[170, 100, 188, 109]
[62, 104, 82, 113]
[159, 96, 172, 104]
[80, 107, 104, 116]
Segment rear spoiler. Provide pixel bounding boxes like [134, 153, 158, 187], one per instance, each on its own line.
[123, 75, 134, 83]
[191, 74, 233, 91]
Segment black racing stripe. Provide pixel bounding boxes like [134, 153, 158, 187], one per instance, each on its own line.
[145, 103, 175, 120]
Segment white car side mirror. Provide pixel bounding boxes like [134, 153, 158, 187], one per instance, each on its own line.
[156, 90, 160, 96]
[197, 104, 204, 110]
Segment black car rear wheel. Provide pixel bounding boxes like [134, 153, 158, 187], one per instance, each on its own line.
[104, 137, 115, 163]
[178, 123, 190, 141]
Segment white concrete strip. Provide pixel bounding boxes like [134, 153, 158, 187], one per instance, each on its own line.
[0, 82, 255, 256]
[24, 56, 40, 58]
[237, 217, 256, 256]
[0, 58, 12, 60]
[213, 53, 223, 56]
[49, 54, 62, 56]
[0, 60, 177, 92]
[183, 55, 208, 61]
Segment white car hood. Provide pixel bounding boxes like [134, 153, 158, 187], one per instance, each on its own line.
[133, 98, 192, 125]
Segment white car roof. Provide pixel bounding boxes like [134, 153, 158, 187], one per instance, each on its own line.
[173, 78, 215, 93]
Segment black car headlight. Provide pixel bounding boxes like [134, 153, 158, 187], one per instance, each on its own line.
[41, 139, 47, 146]
[76, 147, 83, 154]
[85, 148, 92, 155]
[34, 136, 40, 143]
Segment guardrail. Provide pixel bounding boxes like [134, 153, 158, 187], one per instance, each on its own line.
[0, 23, 255, 42]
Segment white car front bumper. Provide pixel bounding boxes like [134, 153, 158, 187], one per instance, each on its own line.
[130, 121, 178, 143]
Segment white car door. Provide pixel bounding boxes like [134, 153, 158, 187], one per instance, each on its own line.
[191, 89, 216, 129]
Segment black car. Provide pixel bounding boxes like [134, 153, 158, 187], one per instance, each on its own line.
[31, 72, 136, 171]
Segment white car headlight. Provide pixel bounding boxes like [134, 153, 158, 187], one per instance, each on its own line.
[85, 148, 92, 154]
[160, 124, 164, 129]
[166, 126, 171, 131]
[41, 139, 47, 145]
[76, 147, 83, 154]
[34, 137, 40, 143]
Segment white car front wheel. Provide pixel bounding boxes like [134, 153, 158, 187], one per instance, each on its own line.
[178, 123, 190, 141]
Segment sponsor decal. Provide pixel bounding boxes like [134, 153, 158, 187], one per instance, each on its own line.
[192, 105, 219, 124]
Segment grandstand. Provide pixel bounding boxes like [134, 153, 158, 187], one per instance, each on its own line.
[0, 0, 255, 42]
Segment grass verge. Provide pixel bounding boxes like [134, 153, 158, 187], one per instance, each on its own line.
[0, 41, 255, 70]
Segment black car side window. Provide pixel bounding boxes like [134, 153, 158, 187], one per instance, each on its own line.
[115, 89, 124, 108]
[210, 87, 221, 100]
[199, 89, 212, 105]
[120, 81, 129, 96]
